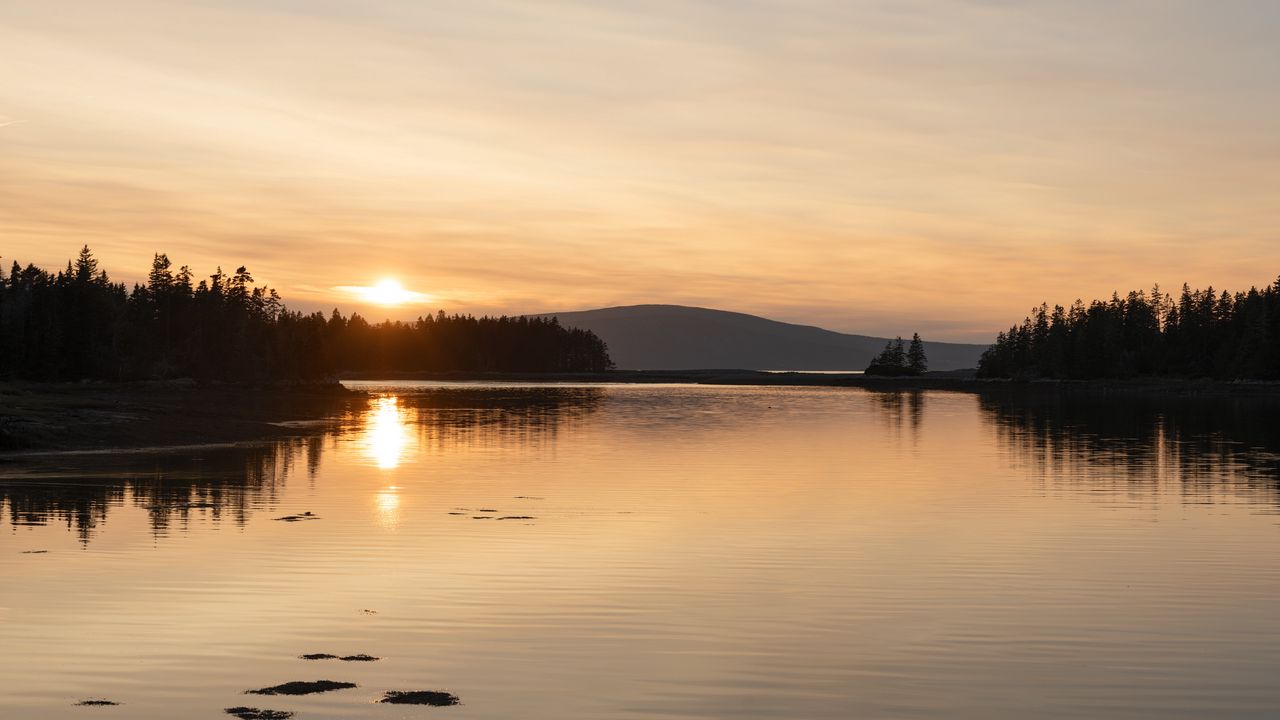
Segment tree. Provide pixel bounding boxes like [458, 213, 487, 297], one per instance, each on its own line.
[889, 337, 906, 367]
[73, 245, 99, 283]
[147, 253, 173, 294]
[907, 333, 927, 374]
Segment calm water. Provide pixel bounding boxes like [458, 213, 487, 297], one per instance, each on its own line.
[4, 383, 1280, 719]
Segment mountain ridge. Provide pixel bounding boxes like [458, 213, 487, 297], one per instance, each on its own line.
[534, 304, 989, 371]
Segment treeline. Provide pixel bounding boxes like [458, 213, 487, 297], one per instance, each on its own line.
[978, 281, 1280, 379]
[0, 248, 613, 382]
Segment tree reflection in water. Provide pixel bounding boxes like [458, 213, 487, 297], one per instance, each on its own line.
[1, 387, 603, 542]
[978, 387, 1280, 506]
[9, 385, 1279, 545]
[866, 389, 926, 442]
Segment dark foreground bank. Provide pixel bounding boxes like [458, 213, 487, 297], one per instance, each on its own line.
[0, 382, 362, 453]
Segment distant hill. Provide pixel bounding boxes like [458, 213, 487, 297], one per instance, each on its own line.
[536, 305, 989, 371]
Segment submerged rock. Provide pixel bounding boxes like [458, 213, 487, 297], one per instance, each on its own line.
[496, 516, 535, 520]
[21, 550, 49, 554]
[273, 511, 319, 522]
[74, 699, 119, 706]
[298, 653, 379, 662]
[225, 708, 294, 720]
[246, 680, 356, 696]
[379, 690, 460, 706]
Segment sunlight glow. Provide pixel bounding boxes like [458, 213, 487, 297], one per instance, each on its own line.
[363, 396, 411, 469]
[336, 279, 431, 307]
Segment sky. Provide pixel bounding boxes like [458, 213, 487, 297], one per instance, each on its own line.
[3, 0, 1279, 342]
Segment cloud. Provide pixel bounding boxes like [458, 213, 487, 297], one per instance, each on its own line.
[2, 1, 1279, 341]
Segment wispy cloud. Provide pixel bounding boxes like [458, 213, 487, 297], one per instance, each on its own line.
[2, 1, 1279, 341]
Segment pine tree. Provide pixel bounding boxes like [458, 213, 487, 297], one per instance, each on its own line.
[73, 245, 99, 283]
[147, 254, 173, 294]
[889, 337, 906, 367]
[907, 333, 927, 375]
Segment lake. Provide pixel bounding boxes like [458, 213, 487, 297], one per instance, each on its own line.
[4, 382, 1280, 719]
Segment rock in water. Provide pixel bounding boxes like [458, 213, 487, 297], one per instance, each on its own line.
[297, 653, 379, 661]
[245, 680, 356, 695]
[225, 708, 294, 720]
[272, 513, 320, 522]
[379, 690, 461, 706]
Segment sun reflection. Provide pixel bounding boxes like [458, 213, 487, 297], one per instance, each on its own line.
[363, 396, 411, 469]
[375, 486, 402, 529]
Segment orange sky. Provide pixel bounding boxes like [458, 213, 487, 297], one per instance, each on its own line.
[3, 1, 1279, 342]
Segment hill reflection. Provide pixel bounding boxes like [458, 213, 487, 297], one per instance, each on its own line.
[1, 387, 603, 542]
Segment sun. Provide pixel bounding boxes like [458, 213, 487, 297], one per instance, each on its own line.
[343, 278, 432, 307]
[334, 278, 431, 306]
[361, 278, 408, 306]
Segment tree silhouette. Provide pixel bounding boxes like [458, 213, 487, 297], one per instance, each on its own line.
[978, 279, 1280, 380]
[866, 334, 926, 376]
[0, 249, 614, 381]
[907, 333, 928, 374]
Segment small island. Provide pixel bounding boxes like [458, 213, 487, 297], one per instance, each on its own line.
[865, 334, 928, 376]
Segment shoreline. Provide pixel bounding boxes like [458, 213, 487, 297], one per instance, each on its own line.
[0, 381, 361, 454]
[342, 369, 1280, 395]
[6, 372, 1280, 454]
[342, 368, 975, 387]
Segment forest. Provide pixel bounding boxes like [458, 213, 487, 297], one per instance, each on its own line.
[978, 281, 1280, 379]
[0, 248, 614, 382]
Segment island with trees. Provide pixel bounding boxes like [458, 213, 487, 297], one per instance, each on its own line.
[865, 334, 928, 376]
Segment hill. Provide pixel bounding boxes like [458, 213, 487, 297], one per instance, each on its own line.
[537, 305, 988, 371]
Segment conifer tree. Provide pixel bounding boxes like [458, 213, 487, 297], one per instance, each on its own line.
[907, 333, 927, 375]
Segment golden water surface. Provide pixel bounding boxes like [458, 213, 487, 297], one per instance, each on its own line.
[3, 383, 1280, 719]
